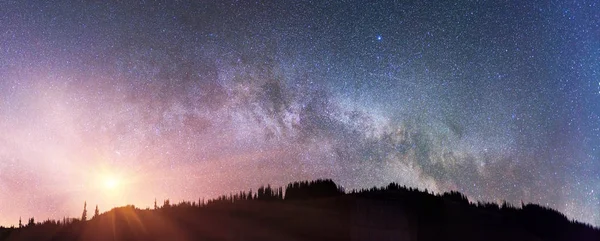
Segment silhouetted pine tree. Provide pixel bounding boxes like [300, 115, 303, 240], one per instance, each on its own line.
[81, 201, 87, 221]
[18, 217, 22, 228]
[278, 187, 283, 200]
[94, 205, 99, 218]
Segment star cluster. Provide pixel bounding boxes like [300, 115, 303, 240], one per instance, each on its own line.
[0, 1, 598, 226]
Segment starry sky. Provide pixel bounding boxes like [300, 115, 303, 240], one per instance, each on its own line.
[0, 0, 599, 227]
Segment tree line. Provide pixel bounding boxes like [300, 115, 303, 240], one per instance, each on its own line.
[1, 178, 598, 241]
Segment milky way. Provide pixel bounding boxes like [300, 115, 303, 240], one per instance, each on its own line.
[0, 1, 599, 226]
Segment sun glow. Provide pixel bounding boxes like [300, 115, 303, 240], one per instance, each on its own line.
[95, 168, 126, 196]
[103, 176, 120, 190]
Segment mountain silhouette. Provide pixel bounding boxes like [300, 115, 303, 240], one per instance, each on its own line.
[0, 179, 597, 241]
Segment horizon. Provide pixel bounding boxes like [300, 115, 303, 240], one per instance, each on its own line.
[2, 179, 596, 229]
[0, 0, 598, 228]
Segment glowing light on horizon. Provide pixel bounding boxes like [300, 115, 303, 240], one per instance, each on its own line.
[103, 175, 120, 191]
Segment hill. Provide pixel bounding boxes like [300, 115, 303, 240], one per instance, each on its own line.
[0, 180, 598, 241]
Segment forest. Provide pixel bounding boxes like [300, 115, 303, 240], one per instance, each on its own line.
[0, 179, 598, 241]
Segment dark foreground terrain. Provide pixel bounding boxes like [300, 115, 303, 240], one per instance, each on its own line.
[1, 180, 598, 241]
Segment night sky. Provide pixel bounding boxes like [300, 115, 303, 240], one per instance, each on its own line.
[1, 1, 599, 227]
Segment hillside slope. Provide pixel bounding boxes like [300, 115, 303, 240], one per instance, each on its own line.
[0, 180, 598, 241]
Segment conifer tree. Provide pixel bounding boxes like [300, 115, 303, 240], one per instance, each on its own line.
[94, 205, 99, 218]
[81, 201, 87, 221]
